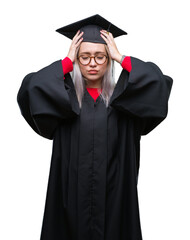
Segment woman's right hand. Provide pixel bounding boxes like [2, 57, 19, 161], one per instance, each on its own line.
[67, 30, 84, 62]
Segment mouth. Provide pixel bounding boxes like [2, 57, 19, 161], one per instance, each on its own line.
[88, 70, 98, 74]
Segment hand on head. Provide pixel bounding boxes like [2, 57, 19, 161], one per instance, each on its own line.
[67, 31, 84, 62]
[100, 30, 122, 63]
[67, 29, 122, 64]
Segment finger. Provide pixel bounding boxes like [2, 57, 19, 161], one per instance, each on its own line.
[100, 30, 109, 40]
[108, 32, 114, 40]
[74, 31, 84, 44]
[73, 30, 83, 42]
[100, 30, 112, 43]
[100, 29, 113, 37]
[101, 29, 108, 34]
[100, 33, 109, 44]
[100, 30, 109, 37]
[75, 37, 83, 48]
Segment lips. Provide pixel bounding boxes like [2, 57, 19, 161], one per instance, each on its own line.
[88, 70, 98, 74]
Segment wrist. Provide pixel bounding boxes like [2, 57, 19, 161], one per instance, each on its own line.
[114, 53, 122, 63]
[67, 54, 74, 63]
[119, 55, 126, 64]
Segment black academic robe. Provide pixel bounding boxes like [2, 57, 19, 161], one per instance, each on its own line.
[17, 57, 173, 240]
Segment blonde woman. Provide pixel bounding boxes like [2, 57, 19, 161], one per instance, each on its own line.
[17, 15, 173, 240]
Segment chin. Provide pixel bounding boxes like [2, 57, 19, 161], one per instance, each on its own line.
[88, 77, 100, 82]
[86, 74, 102, 81]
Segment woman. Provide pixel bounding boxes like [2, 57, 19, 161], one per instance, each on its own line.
[17, 15, 173, 240]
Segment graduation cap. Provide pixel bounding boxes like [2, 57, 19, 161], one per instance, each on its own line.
[56, 14, 127, 44]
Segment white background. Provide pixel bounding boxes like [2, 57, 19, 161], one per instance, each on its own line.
[1, 0, 189, 239]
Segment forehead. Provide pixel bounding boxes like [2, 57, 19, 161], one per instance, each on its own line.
[79, 42, 106, 54]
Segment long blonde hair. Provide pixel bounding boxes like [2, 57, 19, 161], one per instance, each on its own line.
[71, 45, 115, 108]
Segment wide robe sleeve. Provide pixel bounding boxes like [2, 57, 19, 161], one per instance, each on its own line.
[110, 57, 173, 135]
[17, 60, 79, 140]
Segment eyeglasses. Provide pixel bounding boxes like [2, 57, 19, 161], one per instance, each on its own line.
[78, 54, 108, 66]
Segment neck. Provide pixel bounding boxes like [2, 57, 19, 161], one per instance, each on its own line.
[85, 78, 102, 88]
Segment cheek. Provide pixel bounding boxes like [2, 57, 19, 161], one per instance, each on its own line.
[99, 64, 108, 75]
[79, 64, 86, 76]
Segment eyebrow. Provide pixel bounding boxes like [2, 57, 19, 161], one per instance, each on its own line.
[79, 51, 106, 55]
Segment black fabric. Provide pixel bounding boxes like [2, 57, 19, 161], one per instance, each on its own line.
[56, 14, 127, 44]
[17, 57, 173, 240]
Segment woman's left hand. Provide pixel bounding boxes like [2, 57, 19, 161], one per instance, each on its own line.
[100, 30, 122, 63]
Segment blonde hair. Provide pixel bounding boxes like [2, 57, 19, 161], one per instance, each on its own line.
[71, 45, 115, 108]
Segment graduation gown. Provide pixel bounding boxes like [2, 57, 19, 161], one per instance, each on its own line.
[17, 57, 173, 240]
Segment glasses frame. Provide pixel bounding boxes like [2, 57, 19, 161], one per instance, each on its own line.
[77, 54, 108, 66]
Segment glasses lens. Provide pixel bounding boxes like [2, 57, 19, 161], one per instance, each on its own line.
[79, 54, 107, 65]
[79, 56, 90, 65]
[95, 55, 107, 64]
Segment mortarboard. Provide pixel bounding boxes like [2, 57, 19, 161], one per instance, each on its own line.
[56, 14, 127, 44]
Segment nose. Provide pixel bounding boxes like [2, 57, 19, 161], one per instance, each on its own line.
[89, 57, 97, 67]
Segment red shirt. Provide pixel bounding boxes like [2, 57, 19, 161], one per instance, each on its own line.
[86, 87, 102, 101]
[62, 56, 132, 101]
